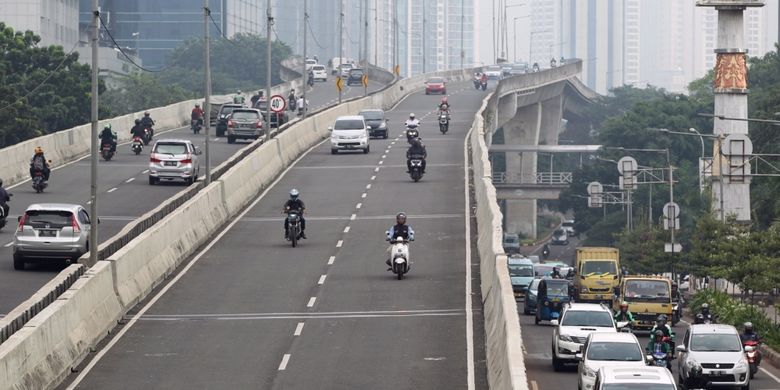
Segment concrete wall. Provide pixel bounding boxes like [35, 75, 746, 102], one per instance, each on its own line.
[0, 66, 475, 390]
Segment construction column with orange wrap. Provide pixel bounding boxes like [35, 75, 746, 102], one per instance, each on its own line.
[697, 0, 764, 222]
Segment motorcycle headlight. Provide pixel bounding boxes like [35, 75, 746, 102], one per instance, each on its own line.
[734, 358, 748, 372]
[558, 334, 574, 342]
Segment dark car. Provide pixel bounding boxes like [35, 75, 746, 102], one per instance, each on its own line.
[255, 100, 289, 128]
[216, 103, 243, 137]
[358, 109, 388, 139]
[523, 278, 542, 315]
[347, 68, 365, 86]
[225, 108, 265, 144]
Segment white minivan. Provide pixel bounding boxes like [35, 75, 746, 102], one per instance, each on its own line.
[330, 115, 370, 154]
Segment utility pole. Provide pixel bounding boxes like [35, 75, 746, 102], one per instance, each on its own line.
[338, 0, 343, 104]
[89, 0, 99, 266]
[422, 0, 426, 74]
[302, 0, 308, 119]
[374, 0, 378, 67]
[460, 0, 464, 69]
[265, 2, 272, 142]
[203, 1, 212, 184]
[364, 0, 369, 96]
[394, 0, 398, 76]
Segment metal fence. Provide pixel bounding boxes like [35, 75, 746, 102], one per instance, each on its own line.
[492, 171, 573, 185]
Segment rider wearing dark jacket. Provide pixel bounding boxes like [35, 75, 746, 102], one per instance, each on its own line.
[130, 119, 147, 139]
[141, 112, 155, 138]
[406, 137, 427, 173]
[29, 146, 51, 181]
[0, 179, 10, 218]
[283, 189, 306, 239]
[99, 124, 117, 152]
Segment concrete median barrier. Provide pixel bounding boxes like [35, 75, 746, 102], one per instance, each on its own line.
[0, 262, 122, 390]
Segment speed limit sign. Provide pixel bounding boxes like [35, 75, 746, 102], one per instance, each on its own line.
[269, 95, 286, 113]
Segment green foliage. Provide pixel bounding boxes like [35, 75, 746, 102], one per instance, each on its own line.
[0, 23, 102, 147]
[690, 290, 780, 351]
[101, 72, 195, 115]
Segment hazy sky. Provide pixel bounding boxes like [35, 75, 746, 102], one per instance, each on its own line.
[476, 1, 531, 65]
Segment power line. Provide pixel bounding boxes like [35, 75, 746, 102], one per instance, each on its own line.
[305, 18, 325, 50]
[99, 15, 169, 72]
[0, 41, 80, 113]
[207, 8, 241, 48]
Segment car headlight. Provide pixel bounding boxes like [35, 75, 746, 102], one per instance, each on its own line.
[580, 286, 588, 293]
[734, 358, 748, 371]
[379, 122, 387, 129]
[583, 365, 597, 378]
[528, 293, 536, 300]
[558, 334, 574, 342]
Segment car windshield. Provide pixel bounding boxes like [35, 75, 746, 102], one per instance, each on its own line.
[231, 111, 259, 120]
[24, 210, 73, 229]
[546, 282, 569, 296]
[690, 333, 742, 352]
[154, 143, 188, 155]
[602, 385, 676, 390]
[561, 310, 614, 327]
[428, 77, 444, 83]
[334, 120, 365, 130]
[509, 264, 534, 277]
[360, 111, 383, 120]
[587, 342, 643, 361]
[351, 69, 364, 75]
[313, 65, 325, 71]
[220, 106, 239, 115]
[624, 280, 670, 303]
[581, 261, 617, 275]
[534, 264, 554, 277]
[504, 236, 519, 244]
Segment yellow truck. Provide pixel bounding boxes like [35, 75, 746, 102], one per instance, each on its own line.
[574, 247, 621, 305]
[614, 276, 673, 332]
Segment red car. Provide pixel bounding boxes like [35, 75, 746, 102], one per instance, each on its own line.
[425, 77, 447, 95]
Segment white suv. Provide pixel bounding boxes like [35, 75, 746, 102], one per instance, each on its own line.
[578, 332, 647, 390]
[329, 115, 370, 154]
[677, 324, 750, 390]
[552, 302, 619, 371]
[596, 366, 677, 390]
[311, 65, 327, 81]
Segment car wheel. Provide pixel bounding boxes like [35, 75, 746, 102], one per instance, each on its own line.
[425, 91, 430, 95]
[186, 177, 194, 186]
[523, 305, 530, 315]
[148, 177, 156, 185]
[363, 145, 370, 154]
[13, 253, 25, 270]
[443, 90, 447, 95]
[383, 131, 388, 139]
[227, 136, 235, 144]
[331, 149, 338, 155]
[552, 350, 564, 372]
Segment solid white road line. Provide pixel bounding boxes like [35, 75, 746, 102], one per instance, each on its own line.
[125, 178, 135, 183]
[760, 367, 780, 384]
[278, 354, 291, 371]
[530, 380, 539, 390]
[107, 188, 117, 193]
[64, 136, 330, 390]
[3, 242, 13, 248]
[328, 256, 336, 265]
[293, 322, 304, 336]
[463, 99, 476, 390]
[306, 297, 316, 308]
[317, 275, 327, 285]
[343, 226, 350, 233]
[336, 240, 343, 248]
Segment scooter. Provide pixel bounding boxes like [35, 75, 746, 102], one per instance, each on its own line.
[142, 128, 152, 145]
[32, 170, 47, 193]
[387, 236, 411, 280]
[409, 159, 424, 182]
[131, 136, 144, 155]
[480, 79, 488, 91]
[101, 143, 114, 161]
[647, 348, 671, 370]
[438, 112, 449, 134]
[405, 123, 419, 143]
[285, 211, 303, 248]
[743, 339, 762, 378]
[473, 78, 480, 90]
[0, 193, 11, 231]
[191, 119, 202, 134]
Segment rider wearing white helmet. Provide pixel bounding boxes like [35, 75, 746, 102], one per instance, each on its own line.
[283, 189, 306, 239]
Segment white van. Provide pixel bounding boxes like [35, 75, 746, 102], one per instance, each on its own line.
[329, 115, 370, 154]
[311, 65, 327, 81]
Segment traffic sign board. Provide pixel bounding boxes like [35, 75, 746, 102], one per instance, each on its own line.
[617, 156, 638, 175]
[361, 74, 368, 87]
[664, 243, 682, 253]
[335, 77, 344, 92]
[269, 95, 286, 113]
[663, 202, 680, 230]
[587, 181, 603, 195]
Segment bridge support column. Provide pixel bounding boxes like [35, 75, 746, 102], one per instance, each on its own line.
[539, 95, 563, 146]
[503, 102, 540, 239]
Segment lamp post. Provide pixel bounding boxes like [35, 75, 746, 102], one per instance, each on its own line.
[131, 32, 140, 57]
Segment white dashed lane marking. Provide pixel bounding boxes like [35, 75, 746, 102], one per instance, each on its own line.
[328, 256, 336, 265]
[125, 178, 135, 183]
[107, 188, 117, 193]
[317, 275, 327, 285]
[336, 240, 343, 248]
[278, 354, 291, 371]
[294, 322, 304, 336]
[306, 297, 317, 308]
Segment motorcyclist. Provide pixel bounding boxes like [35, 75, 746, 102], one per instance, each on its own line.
[614, 301, 635, 323]
[542, 243, 550, 259]
[308, 70, 315, 86]
[551, 267, 562, 279]
[296, 96, 309, 115]
[0, 178, 10, 218]
[406, 137, 427, 173]
[480, 73, 488, 84]
[694, 303, 716, 324]
[233, 89, 246, 105]
[99, 124, 117, 153]
[438, 97, 451, 117]
[385, 212, 414, 268]
[671, 282, 682, 302]
[288, 89, 296, 111]
[131, 118, 147, 141]
[191, 104, 204, 128]
[404, 113, 420, 128]
[645, 330, 672, 365]
[740, 322, 761, 343]
[282, 189, 306, 239]
[650, 314, 675, 346]
[250, 91, 261, 107]
[29, 146, 51, 181]
[141, 111, 155, 138]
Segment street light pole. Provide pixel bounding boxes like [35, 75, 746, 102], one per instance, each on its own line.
[689, 127, 705, 193]
[302, 0, 308, 120]
[364, 0, 369, 96]
[339, 0, 343, 103]
[265, 1, 272, 143]
[203, 1, 211, 184]
[89, 0, 99, 266]
[422, 0, 426, 74]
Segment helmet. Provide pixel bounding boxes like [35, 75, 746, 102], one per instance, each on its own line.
[654, 330, 664, 338]
[135, 119, 141, 125]
[620, 301, 628, 310]
[290, 88, 295, 92]
[409, 113, 416, 119]
[237, 89, 242, 94]
[289, 189, 299, 199]
[144, 111, 150, 116]
[104, 123, 112, 130]
[657, 314, 667, 322]
[440, 96, 448, 103]
[34, 146, 43, 154]
[195, 103, 200, 108]
[701, 303, 710, 312]
[744, 322, 753, 332]
[396, 212, 407, 224]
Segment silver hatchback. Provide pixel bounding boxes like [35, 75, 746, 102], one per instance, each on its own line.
[13, 203, 93, 270]
[148, 139, 202, 185]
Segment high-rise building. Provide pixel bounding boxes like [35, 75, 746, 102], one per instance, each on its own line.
[0, 0, 80, 49]
[406, 0, 474, 75]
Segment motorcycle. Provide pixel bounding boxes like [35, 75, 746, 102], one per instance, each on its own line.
[409, 159, 424, 182]
[289, 97, 297, 112]
[285, 211, 303, 248]
[647, 347, 671, 370]
[101, 142, 114, 161]
[131, 136, 144, 155]
[438, 112, 449, 134]
[542, 246, 550, 259]
[142, 128, 152, 145]
[0, 193, 11, 231]
[308, 77, 315, 87]
[743, 339, 761, 378]
[473, 78, 480, 90]
[480, 79, 488, 91]
[387, 236, 411, 280]
[32, 170, 47, 193]
[671, 301, 681, 326]
[405, 123, 419, 143]
[191, 119, 202, 134]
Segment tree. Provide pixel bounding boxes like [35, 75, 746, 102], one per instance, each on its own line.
[0, 24, 101, 147]
[101, 72, 195, 118]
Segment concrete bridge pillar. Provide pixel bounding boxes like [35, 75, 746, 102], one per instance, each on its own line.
[539, 95, 564, 146]
[503, 102, 540, 238]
